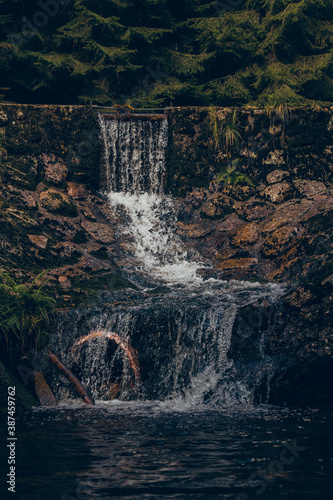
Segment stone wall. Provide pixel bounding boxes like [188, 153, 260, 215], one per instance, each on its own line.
[165, 107, 333, 404]
[0, 104, 135, 308]
[1, 104, 333, 405]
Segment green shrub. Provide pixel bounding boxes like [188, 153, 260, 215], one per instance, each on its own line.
[0, 272, 56, 364]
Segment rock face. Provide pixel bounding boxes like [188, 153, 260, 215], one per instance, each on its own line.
[0, 104, 135, 308]
[166, 106, 333, 403]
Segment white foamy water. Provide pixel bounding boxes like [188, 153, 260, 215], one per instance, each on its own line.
[99, 113, 205, 285]
[108, 191, 204, 285]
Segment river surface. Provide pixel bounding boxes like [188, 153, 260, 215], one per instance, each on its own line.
[2, 403, 332, 500]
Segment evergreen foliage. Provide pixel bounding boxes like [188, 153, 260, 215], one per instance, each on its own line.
[0, 0, 332, 106]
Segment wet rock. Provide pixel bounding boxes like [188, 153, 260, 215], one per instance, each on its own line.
[236, 202, 275, 221]
[200, 194, 232, 219]
[230, 222, 260, 247]
[263, 200, 312, 232]
[217, 216, 241, 232]
[81, 221, 115, 244]
[217, 257, 258, 271]
[28, 234, 48, 249]
[39, 189, 77, 216]
[176, 222, 211, 238]
[67, 182, 87, 199]
[185, 187, 206, 208]
[261, 227, 296, 257]
[266, 169, 290, 184]
[284, 287, 314, 308]
[293, 180, 327, 198]
[263, 181, 292, 203]
[41, 154, 68, 185]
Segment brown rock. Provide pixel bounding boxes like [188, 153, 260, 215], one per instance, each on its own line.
[230, 222, 260, 247]
[28, 234, 48, 249]
[58, 276, 68, 283]
[81, 221, 115, 243]
[236, 202, 275, 221]
[177, 222, 211, 238]
[54, 242, 77, 258]
[0, 110, 8, 123]
[261, 227, 296, 257]
[284, 287, 314, 308]
[232, 185, 256, 201]
[263, 181, 292, 203]
[81, 206, 96, 221]
[78, 256, 112, 271]
[20, 191, 37, 209]
[217, 216, 241, 232]
[217, 258, 258, 270]
[41, 154, 68, 185]
[200, 195, 232, 219]
[40, 189, 76, 214]
[185, 188, 206, 208]
[263, 200, 312, 233]
[67, 182, 87, 199]
[293, 180, 327, 198]
[4, 208, 38, 228]
[266, 169, 290, 184]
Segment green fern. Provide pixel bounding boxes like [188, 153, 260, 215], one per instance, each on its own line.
[0, 272, 56, 363]
[217, 159, 254, 187]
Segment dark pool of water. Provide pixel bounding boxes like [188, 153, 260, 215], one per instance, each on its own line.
[1, 402, 332, 500]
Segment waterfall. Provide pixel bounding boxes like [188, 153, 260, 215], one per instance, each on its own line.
[99, 114, 204, 285]
[48, 114, 284, 407]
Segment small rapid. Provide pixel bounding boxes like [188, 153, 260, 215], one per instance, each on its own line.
[99, 114, 205, 286]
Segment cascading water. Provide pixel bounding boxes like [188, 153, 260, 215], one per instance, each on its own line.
[99, 114, 205, 285]
[49, 114, 284, 407]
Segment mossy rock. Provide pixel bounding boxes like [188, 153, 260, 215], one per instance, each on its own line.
[39, 189, 78, 217]
[0, 361, 37, 415]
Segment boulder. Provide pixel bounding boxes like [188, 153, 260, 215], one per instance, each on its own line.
[236, 202, 275, 221]
[200, 195, 232, 219]
[67, 182, 87, 199]
[261, 227, 296, 257]
[263, 181, 292, 203]
[266, 169, 290, 185]
[230, 222, 260, 247]
[41, 154, 68, 185]
[39, 189, 77, 216]
[293, 180, 327, 198]
[20, 190, 37, 209]
[28, 235, 48, 249]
